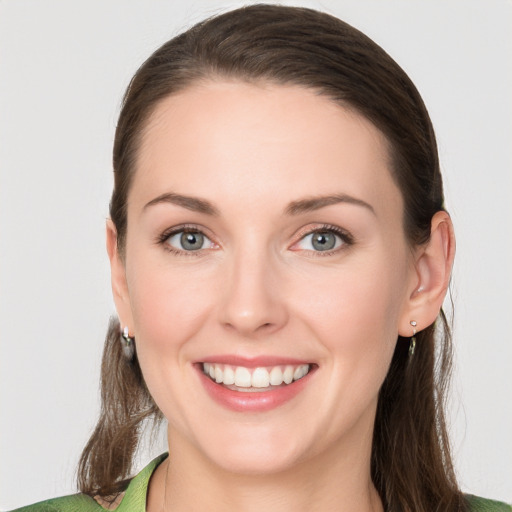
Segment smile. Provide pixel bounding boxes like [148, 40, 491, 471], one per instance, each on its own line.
[202, 362, 310, 391]
[197, 360, 315, 412]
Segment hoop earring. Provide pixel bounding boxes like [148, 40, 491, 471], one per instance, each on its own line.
[121, 326, 135, 360]
[409, 320, 417, 357]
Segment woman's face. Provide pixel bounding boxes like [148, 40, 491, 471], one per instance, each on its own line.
[113, 81, 419, 474]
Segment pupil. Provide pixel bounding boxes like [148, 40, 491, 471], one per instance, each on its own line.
[312, 232, 335, 251]
[181, 232, 204, 250]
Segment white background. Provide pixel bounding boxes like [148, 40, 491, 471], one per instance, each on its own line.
[0, 0, 511, 508]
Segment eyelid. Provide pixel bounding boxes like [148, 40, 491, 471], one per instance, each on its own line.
[156, 222, 353, 256]
[157, 224, 219, 254]
[289, 223, 354, 254]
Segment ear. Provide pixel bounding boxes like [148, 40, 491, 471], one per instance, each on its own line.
[106, 219, 134, 332]
[398, 211, 455, 336]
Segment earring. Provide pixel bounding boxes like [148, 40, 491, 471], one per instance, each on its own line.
[409, 320, 417, 357]
[121, 326, 135, 360]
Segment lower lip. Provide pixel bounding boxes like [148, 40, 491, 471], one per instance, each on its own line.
[197, 366, 314, 412]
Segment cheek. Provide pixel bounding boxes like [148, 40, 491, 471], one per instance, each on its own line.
[127, 249, 211, 324]
[293, 253, 408, 389]
[299, 259, 405, 339]
[125, 256, 218, 365]
[124, 258, 221, 421]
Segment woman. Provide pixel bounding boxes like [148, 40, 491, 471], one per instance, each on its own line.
[11, 4, 510, 512]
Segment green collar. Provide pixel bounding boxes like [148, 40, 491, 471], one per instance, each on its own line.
[116, 452, 168, 511]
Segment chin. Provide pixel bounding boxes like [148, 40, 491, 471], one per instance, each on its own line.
[194, 423, 309, 475]
[207, 445, 303, 476]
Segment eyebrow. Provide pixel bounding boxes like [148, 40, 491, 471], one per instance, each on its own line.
[143, 191, 375, 217]
[285, 194, 376, 216]
[143, 192, 220, 216]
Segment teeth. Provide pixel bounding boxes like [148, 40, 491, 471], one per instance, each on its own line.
[252, 368, 270, 388]
[269, 366, 283, 386]
[293, 365, 307, 380]
[202, 362, 310, 389]
[283, 365, 294, 384]
[234, 367, 252, 387]
[223, 365, 235, 385]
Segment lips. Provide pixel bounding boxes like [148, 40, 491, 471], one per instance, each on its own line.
[196, 357, 315, 412]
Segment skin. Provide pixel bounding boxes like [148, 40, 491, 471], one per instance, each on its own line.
[107, 81, 455, 512]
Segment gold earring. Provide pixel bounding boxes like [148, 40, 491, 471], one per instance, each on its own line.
[409, 320, 417, 357]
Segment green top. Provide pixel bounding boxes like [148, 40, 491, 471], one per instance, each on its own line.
[9, 454, 511, 511]
[465, 496, 512, 512]
[10, 454, 167, 512]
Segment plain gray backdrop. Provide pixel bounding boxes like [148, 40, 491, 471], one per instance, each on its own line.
[1, 0, 511, 508]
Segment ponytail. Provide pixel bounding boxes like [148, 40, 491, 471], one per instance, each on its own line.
[77, 317, 162, 498]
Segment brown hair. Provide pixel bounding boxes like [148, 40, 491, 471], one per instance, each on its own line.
[78, 5, 463, 510]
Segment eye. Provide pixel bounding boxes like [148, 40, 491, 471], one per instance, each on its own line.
[165, 230, 214, 252]
[293, 227, 350, 253]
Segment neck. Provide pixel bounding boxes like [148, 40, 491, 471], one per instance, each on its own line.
[148, 424, 383, 512]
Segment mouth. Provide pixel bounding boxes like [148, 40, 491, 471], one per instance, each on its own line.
[196, 359, 316, 412]
[202, 362, 311, 392]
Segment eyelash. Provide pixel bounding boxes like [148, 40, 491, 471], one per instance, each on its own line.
[156, 223, 354, 257]
[293, 224, 354, 256]
[157, 224, 214, 257]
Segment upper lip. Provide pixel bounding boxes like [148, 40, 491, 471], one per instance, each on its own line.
[197, 355, 313, 368]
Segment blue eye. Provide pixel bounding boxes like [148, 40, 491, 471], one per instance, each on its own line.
[296, 230, 345, 252]
[166, 230, 214, 251]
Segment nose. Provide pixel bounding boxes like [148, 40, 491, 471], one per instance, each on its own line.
[218, 247, 288, 338]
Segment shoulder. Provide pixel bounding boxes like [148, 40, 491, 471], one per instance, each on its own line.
[7, 454, 168, 512]
[466, 495, 512, 512]
[8, 493, 103, 512]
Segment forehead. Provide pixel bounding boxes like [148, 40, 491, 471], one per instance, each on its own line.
[132, 80, 401, 217]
